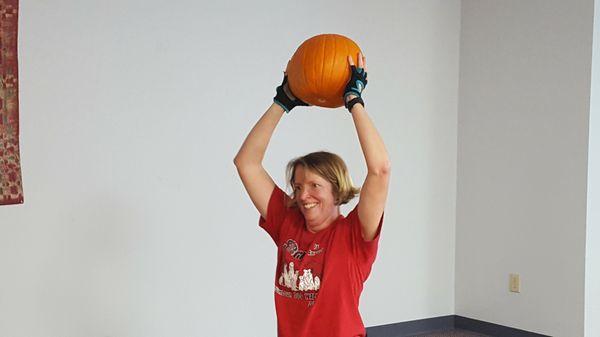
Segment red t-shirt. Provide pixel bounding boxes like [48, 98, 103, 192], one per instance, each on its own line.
[259, 186, 383, 337]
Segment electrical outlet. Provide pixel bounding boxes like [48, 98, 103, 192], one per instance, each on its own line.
[509, 273, 520, 293]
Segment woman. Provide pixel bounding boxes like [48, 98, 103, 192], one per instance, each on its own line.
[234, 53, 390, 337]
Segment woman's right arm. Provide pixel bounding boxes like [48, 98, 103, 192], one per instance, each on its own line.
[233, 103, 286, 219]
[235, 72, 307, 218]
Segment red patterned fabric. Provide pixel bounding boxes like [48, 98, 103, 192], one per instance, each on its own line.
[0, 0, 23, 205]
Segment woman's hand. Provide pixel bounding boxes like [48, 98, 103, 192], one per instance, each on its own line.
[273, 71, 308, 113]
[344, 53, 368, 112]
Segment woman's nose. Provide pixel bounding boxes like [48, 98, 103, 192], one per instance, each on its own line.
[299, 189, 310, 200]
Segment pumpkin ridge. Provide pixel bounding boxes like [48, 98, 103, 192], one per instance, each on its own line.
[310, 39, 318, 101]
[301, 45, 310, 101]
[319, 36, 326, 99]
[343, 40, 350, 102]
[328, 36, 336, 103]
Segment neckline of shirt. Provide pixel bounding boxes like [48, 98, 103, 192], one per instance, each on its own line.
[304, 214, 345, 236]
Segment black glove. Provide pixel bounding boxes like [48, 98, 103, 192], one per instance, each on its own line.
[343, 65, 368, 112]
[273, 75, 308, 113]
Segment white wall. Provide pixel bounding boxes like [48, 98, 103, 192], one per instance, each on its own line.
[585, 1, 600, 336]
[0, 1, 461, 336]
[456, 1, 594, 336]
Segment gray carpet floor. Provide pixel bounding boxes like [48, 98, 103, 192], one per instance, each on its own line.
[409, 329, 492, 337]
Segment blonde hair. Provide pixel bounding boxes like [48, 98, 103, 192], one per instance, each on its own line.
[285, 151, 360, 207]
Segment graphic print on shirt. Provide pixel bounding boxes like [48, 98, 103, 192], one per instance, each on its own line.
[279, 261, 300, 291]
[283, 240, 324, 261]
[283, 239, 306, 260]
[278, 261, 321, 291]
[307, 243, 323, 256]
[276, 239, 325, 307]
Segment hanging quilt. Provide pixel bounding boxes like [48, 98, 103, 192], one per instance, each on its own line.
[0, 0, 23, 205]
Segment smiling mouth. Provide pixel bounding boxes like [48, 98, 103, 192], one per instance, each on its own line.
[303, 202, 319, 210]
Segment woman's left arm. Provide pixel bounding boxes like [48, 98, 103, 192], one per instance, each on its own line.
[346, 54, 391, 241]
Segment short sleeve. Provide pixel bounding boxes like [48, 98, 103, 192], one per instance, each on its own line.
[347, 204, 384, 278]
[258, 185, 291, 245]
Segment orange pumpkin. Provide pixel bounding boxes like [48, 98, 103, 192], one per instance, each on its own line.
[287, 34, 362, 108]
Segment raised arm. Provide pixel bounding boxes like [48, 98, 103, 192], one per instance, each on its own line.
[345, 53, 391, 241]
[233, 74, 307, 219]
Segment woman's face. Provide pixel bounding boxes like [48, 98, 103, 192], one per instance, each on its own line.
[293, 166, 338, 227]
